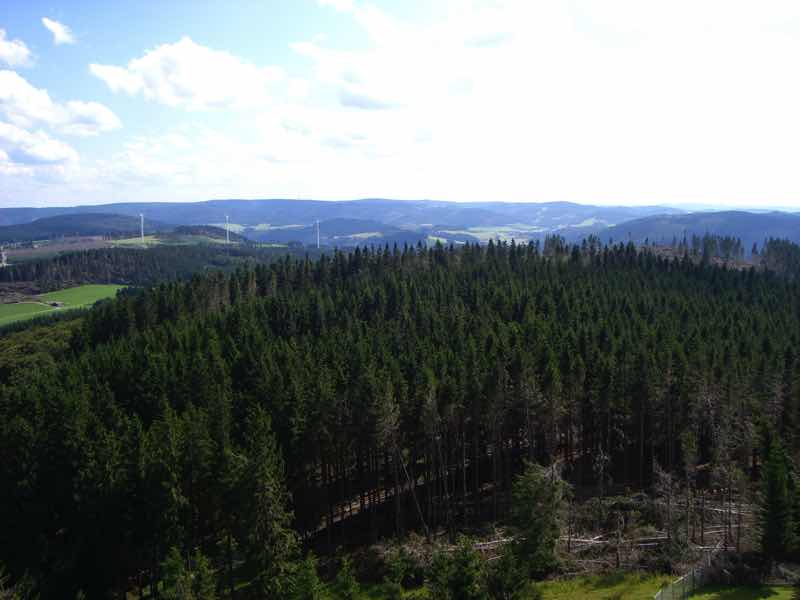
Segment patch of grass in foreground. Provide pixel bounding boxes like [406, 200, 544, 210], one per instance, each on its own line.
[539, 571, 672, 600]
[359, 572, 671, 600]
[361, 583, 430, 599]
[689, 584, 797, 599]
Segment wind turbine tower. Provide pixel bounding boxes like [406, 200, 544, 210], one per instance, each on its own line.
[139, 213, 144, 245]
[316, 219, 320, 249]
[225, 215, 230, 244]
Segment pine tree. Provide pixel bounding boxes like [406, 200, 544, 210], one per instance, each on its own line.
[240, 406, 298, 597]
[486, 552, 533, 600]
[509, 463, 565, 578]
[289, 553, 325, 600]
[761, 436, 794, 560]
[428, 537, 488, 600]
[332, 555, 361, 600]
[161, 547, 217, 600]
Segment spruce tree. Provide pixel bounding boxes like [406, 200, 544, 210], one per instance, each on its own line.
[332, 555, 361, 600]
[240, 406, 298, 597]
[509, 463, 565, 578]
[428, 537, 488, 600]
[289, 553, 325, 600]
[761, 436, 794, 560]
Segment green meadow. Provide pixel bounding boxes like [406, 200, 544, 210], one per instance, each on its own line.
[0, 284, 125, 327]
[538, 572, 672, 600]
[689, 585, 797, 599]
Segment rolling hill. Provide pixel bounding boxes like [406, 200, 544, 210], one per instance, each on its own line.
[0, 199, 680, 230]
[0, 213, 172, 244]
[244, 218, 431, 246]
[166, 225, 247, 243]
[4, 201, 799, 250]
[597, 211, 800, 250]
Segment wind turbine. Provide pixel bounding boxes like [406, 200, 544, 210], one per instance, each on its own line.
[139, 213, 144, 245]
[225, 215, 230, 244]
[316, 219, 320, 249]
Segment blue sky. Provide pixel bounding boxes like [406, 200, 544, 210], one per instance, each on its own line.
[3, 1, 800, 207]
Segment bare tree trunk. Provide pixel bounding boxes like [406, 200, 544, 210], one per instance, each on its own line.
[393, 450, 402, 536]
[736, 493, 742, 553]
[686, 479, 692, 543]
[462, 428, 468, 526]
[227, 530, 235, 600]
[492, 433, 499, 522]
[474, 427, 480, 521]
[700, 491, 705, 546]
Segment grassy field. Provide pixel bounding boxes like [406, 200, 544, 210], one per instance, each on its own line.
[40, 284, 126, 306]
[0, 302, 54, 327]
[111, 233, 238, 247]
[689, 584, 797, 599]
[110, 235, 161, 246]
[358, 572, 672, 600]
[0, 284, 125, 327]
[538, 572, 673, 600]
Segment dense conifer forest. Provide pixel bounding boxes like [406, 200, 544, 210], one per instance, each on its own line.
[1, 240, 800, 598]
[0, 245, 320, 291]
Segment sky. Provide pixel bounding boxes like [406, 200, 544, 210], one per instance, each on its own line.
[3, 1, 800, 208]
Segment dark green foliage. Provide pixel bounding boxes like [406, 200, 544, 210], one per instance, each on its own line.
[509, 464, 565, 578]
[0, 212, 169, 243]
[761, 238, 800, 279]
[761, 436, 794, 560]
[486, 552, 532, 600]
[333, 556, 361, 600]
[383, 547, 413, 599]
[161, 547, 217, 600]
[2, 241, 800, 596]
[241, 406, 298, 596]
[0, 564, 36, 600]
[428, 538, 488, 600]
[0, 243, 311, 291]
[288, 553, 325, 600]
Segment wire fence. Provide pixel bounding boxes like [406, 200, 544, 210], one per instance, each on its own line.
[653, 542, 725, 600]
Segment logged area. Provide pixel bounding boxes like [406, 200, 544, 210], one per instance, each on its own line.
[1, 242, 800, 599]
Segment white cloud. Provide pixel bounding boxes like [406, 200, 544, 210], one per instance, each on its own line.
[12, 0, 800, 206]
[88, 64, 141, 95]
[90, 37, 284, 109]
[41, 17, 76, 45]
[60, 101, 121, 137]
[0, 29, 32, 67]
[0, 121, 78, 165]
[277, 0, 800, 205]
[0, 70, 121, 136]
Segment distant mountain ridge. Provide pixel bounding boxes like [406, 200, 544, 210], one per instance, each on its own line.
[169, 225, 247, 243]
[597, 211, 800, 250]
[2, 200, 799, 249]
[0, 199, 681, 230]
[0, 213, 171, 243]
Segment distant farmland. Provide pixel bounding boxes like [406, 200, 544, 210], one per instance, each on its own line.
[0, 284, 125, 327]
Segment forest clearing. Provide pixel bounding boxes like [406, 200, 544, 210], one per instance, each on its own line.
[0, 283, 124, 326]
